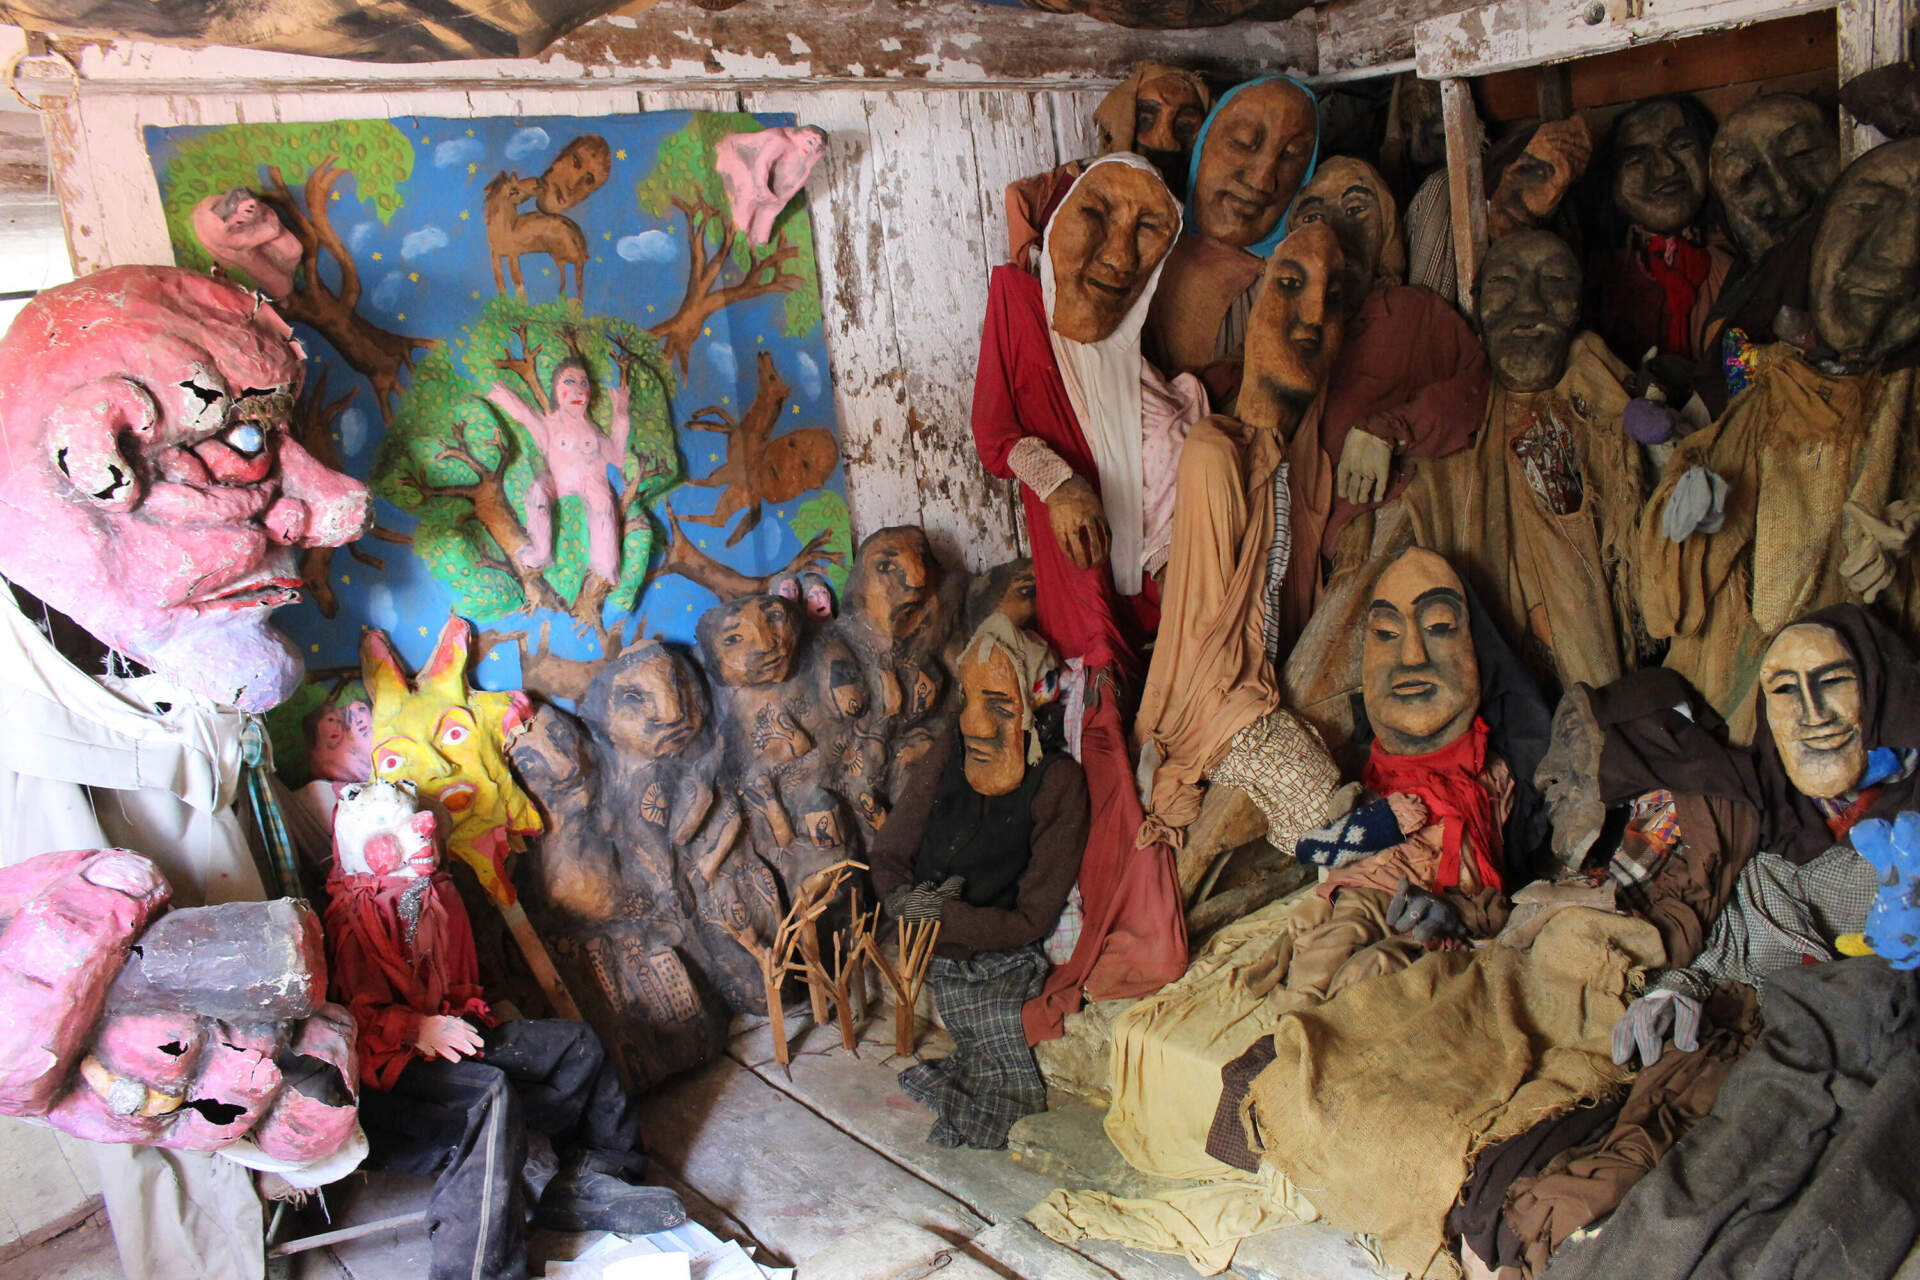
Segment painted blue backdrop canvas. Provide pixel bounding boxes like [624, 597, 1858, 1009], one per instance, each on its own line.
[144, 111, 851, 773]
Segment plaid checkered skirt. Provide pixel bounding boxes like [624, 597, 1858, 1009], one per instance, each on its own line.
[898, 944, 1050, 1149]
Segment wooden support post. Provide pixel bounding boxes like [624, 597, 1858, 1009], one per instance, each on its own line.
[1441, 76, 1487, 315]
[1838, 0, 1916, 158]
[499, 900, 581, 1021]
[1535, 64, 1573, 120]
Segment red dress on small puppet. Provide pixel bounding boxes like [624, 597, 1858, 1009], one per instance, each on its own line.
[323, 868, 495, 1092]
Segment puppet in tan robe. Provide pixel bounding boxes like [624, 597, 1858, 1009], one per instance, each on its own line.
[1638, 137, 1920, 743]
[1131, 222, 1347, 897]
[1407, 229, 1646, 693]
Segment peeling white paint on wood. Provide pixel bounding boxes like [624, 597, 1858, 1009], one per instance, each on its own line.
[38, 0, 1315, 95]
[866, 90, 1020, 568]
[1414, 0, 1842, 79]
[1837, 0, 1914, 156]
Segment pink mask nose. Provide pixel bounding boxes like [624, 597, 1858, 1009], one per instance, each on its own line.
[275, 435, 371, 547]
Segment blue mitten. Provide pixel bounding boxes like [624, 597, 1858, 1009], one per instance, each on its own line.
[1661, 466, 1729, 542]
[1296, 799, 1404, 867]
[1853, 812, 1920, 970]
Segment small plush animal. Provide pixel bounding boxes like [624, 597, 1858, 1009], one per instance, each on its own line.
[1849, 811, 1920, 970]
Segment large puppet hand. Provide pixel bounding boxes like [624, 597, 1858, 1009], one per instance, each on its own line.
[1660, 466, 1729, 543]
[1852, 812, 1920, 970]
[1335, 429, 1394, 506]
[1840, 499, 1920, 604]
[0, 850, 170, 1115]
[416, 1015, 485, 1063]
[1386, 876, 1463, 942]
[0, 852, 359, 1162]
[1047, 477, 1111, 570]
[1610, 989, 1701, 1067]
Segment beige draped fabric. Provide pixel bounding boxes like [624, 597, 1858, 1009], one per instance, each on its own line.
[1245, 909, 1665, 1278]
[1098, 885, 1421, 1183]
[1134, 410, 1300, 846]
[1636, 347, 1920, 741]
[1406, 332, 1644, 692]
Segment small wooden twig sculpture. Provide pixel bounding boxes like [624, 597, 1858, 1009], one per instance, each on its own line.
[813, 892, 876, 1054]
[721, 860, 863, 1069]
[863, 916, 941, 1058]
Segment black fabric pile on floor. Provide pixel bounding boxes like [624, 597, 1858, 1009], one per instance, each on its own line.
[1542, 957, 1920, 1280]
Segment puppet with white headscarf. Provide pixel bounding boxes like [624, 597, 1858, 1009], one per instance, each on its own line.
[971, 153, 1204, 683]
[972, 156, 1203, 1040]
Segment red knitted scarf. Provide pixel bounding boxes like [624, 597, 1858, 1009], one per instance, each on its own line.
[1363, 716, 1503, 892]
[1642, 234, 1710, 356]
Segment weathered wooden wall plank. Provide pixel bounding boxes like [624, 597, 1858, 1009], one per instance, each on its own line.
[1838, 0, 1915, 156]
[1316, 0, 1475, 75]
[866, 91, 1016, 568]
[746, 88, 920, 543]
[40, 1, 1315, 94]
[1414, 0, 1841, 80]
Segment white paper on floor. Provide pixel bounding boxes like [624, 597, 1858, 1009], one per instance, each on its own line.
[544, 1221, 793, 1280]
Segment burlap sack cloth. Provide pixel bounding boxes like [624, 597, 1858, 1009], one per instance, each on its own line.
[1243, 908, 1664, 1278]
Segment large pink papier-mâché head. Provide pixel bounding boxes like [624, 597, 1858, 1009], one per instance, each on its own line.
[0, 267, 371, 711]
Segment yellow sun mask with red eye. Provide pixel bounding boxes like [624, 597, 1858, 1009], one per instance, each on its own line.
[361, 615, 541, 905]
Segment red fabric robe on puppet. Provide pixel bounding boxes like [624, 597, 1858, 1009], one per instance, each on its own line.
[1283, 283, 1491, 641]
[324, 868, 495, 1092]
[970, 178, 1200, 1041]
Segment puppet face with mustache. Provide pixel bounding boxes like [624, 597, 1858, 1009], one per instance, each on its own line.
[1361, 548, 1481, 756]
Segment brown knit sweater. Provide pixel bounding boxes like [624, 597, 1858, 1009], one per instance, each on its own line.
[868, 732, 1088, 960]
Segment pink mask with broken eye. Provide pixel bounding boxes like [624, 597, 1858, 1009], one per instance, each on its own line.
[0, 267, 372, 712]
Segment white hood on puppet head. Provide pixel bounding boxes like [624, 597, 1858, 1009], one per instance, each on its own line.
[1039, 153, 1183, 597]
[332, 780, 440, 879]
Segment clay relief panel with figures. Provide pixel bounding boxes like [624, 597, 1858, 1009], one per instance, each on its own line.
[143, 111, 854, 780]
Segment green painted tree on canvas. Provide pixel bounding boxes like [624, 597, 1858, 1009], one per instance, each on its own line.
[374, 295, 682, 626]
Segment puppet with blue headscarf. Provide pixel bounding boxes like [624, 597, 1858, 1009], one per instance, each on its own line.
[1144, 75, 1321, 386]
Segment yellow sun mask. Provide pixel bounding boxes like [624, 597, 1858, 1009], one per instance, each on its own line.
[362, 616, 542, 905]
